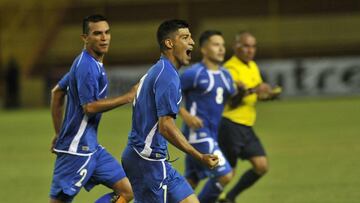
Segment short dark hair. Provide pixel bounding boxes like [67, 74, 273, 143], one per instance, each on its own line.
[199, 30, 223, 47]
[157, 19, 189, 51]
[82, 14, 107, 34]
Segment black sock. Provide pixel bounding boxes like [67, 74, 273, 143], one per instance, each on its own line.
[227, 169, 262, 201]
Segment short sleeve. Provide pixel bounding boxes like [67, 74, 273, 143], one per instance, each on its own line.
[58, 73, 69, 90]
[180, 69, 195, 92]
[76, 64, 99, 105]
[225, 71, 236, 96]
[155, 75, 181, 118]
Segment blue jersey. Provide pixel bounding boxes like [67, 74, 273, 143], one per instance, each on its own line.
[180, 63, 235, 140]
[54, 50, 108, 156]
[127, 56, 182, 160]
[58, 72, 69, 90]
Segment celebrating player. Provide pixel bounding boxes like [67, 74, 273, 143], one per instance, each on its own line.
[121, 19, 219, 203]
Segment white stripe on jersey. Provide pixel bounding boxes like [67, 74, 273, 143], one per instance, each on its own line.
[177, 95, 182, 105]
[188, 102, 197, 142]
[69, 115, 89, 153]
[140, 122, 158, 157]
[133, 147, 166, 161]
[190, 101, 197, 116]
[220, 71, 231, 92]
[193, 67, 204, 88]
[53, 145, 102, 156]
[76, 52, 84, 68]
[133, 74, 148, 106]
[53, 148, 94, 156]
[188, 135, 215, 154]
[98, 83, 108, 96]
[203, 70, 215, 94]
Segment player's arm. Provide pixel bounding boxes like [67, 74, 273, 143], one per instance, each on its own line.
[51, 85, 66, 135]
[82, 83, 139, 115]
[179, 69, 204, 129]
[228, 80, 248, 108]
[179, 107, 203, 130]
[50, 84, 67, 152]
[159, 115, 218, 169]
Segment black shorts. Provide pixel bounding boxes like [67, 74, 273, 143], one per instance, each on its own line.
[218, 117, 266, 168]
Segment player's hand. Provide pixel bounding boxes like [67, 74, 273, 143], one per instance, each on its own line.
[184, 115, 203, 130]
[50, 135, 58, 154]
[201, 154, 219, 169]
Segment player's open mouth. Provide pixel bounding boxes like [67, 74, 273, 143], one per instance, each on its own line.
[186, 49, 192, 57]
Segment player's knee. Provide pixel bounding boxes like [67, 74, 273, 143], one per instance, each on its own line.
[124, 192, 134, 202]
[218, 171, 233, 186]
[118, 190, 133, 202]
[254, 162, 269, 175]
[113, 180, 134, 201]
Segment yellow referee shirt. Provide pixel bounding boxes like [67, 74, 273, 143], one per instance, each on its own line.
[222, 56, 263, 126]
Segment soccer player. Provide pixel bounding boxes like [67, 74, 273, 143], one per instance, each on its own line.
[217, 31, 281, 203]
[179, 30, 235, 203]
[49, 14, 136, 203]
[121, 19, 219, 203]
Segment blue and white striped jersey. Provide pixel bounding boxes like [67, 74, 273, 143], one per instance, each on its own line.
[180, 62, 235, 141]
[127, 56, 182, 160]
[54, 50, 108, 156]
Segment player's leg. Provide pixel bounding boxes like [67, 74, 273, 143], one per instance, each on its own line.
[50, 199, 63, 203]
[50, 192, 73, 203]
[94, 192, 119, 203]
[184, 152, 204, 189]
[49, 153, 95, 203]
[165, 159, 197, 203]
[217, 119, 251, 203]
[224, 156, 267, 202]
[224, 127, 268, 202]
[179, 194, 200, 203]
[95, 178, 133, 203]
[122, 146, 174, 202]
[90, 148, 133, 203]
[197, 141, 233, 203]
[111, 177, 133, 203]
[249, 155, 269, 175]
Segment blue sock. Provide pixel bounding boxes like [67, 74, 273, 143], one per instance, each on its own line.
[94, 192, 115, 203]
[198, 178, 223, 203]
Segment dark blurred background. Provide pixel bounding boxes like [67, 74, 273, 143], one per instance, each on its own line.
[1, 0, 360, 108]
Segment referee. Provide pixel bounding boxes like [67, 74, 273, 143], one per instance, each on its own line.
[218, 31, 280, 203]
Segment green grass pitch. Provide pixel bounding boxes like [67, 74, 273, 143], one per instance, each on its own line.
[0, 96, 359, 203]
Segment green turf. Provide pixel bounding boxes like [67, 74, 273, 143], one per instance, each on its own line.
[0, 97, 359, 203]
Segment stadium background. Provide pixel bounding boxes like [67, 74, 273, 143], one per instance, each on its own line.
[0, 0, 359, 202]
